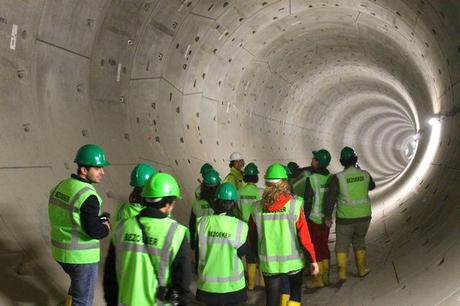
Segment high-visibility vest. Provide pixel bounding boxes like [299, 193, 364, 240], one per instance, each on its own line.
[237, 183, 262, 222]
[252, 197, 305, 274]
[114, 216, 188, 306]
[196, 214, 248, 293]
[115, 202, 143, 222]
[48, 178, 102, 264]
[336, 167, 372, 219]
[292, 170, 311, 197]
[308, 173, 331, 224]
[191, 199, 214, 217]
[224, 167, 244, 190]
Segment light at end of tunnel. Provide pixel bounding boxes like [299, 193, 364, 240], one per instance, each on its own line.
[428, 117, 441, 126]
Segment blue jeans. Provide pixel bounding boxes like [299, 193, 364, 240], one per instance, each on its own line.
[58, 262, 98, 306]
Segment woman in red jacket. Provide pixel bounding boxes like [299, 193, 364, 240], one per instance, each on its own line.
[251, 163, 319, 306]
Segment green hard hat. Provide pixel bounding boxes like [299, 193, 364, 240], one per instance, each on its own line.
[216, 182, 238, 201]
[264, 163, 288, 180]
[340, 146, 356, 161]
[244, 163, 259, 176]
[200, 163, 213, 175]
[142, 173, 181, 199]
[313, 149, 332, 167]
[74, 144, 110, 167]
[287, 162, 299, 173]
[203, 169, 221, 186]
[130, 163, 157, 187]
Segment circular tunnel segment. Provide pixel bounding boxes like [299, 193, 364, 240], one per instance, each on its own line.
[115, 1, 458, 305]
[5, 0, 459, 305]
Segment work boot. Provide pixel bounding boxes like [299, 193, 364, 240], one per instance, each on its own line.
[247, 263, 257, 290]
[287, 301, 301, 306]
[64, 295, 72, 306]
[306, 261, 324, 288]
[354, 250, 370, 277]
[280, 294, 290, 306]
[322, 259, 330, 286]
[336, 252, 348, 283]
[258, 268, 265, 288]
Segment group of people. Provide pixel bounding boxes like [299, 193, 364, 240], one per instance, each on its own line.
[48, 144, 375, 306]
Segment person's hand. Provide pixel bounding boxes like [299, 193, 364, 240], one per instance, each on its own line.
[311, 262, 319, 276]
[103, 221, 111, 231]
[325, 219, 333, 228]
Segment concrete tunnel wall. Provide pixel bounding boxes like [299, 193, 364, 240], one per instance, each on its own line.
[0, 0, 459, 305]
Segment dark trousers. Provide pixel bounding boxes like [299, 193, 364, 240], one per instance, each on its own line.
[264, 270, 303, 305]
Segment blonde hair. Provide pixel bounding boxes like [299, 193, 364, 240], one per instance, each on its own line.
[262, 180, 290, 208]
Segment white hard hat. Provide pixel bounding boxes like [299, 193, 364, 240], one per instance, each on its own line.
[229, 152, 244, 161]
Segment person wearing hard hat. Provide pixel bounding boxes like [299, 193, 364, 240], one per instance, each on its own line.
[291, 163, 313, 198]
[103, 173, 192, 306]
[237, 163, 264, 290]
[286, 162, 301, 189]
[189, 169, 221, 260]
[303, 150, 332, 289]
[195, 163, 214, 199]
[251, 163, 319, 306]
[48, 144, 111, 306]
[324, 147, 376, 284]
[195, 183, 249, 306]
[224, 152, 245, 190]
[115, 163, 157, 223]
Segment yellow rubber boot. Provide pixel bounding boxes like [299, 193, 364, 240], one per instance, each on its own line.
[287, 301, 301, 306]
[280, 294, 290, 306]
[64, 295, 72, 306]
[322, 259, 330, 286]
[247, 263, 257, 290]
[306, 261, 324, 288]
[354, 250, 370, 277]
[336, 252, 348, 283]
[258, 268, 265, 288]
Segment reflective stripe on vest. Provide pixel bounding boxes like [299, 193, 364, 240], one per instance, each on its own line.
[49, 183, 100, 251]
[113, 217, 187, 306]
[191, 199, 214, 217]
[252, 198, 304, 266]
[115, 220, 178, 287]
[237, 184, 261, 222]
[198, 217, 245, 283]
[308, 174, 330, 224]
[336, 168, 372, 218]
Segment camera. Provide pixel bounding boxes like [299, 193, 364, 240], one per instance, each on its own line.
[100, 212, 111, 222]
[156, 287, 181, 305]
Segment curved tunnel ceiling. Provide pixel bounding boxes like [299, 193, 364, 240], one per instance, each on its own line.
[0, 0, 459, 305]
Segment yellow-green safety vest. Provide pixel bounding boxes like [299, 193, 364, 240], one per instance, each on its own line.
[292, 170, 311, 197]
[336, 167, 372, 219]
[48, 177, 102, 264]
[191, 199, 214, 217]
[115, 202, 143, 222]
[224, 167, 244, 190]
[113, 216, 188, 306]
[308, 173, 331, 224]
[197, 214, 248, 293]
[252, 197, 305, 274]
[237, 183, 262, 222]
